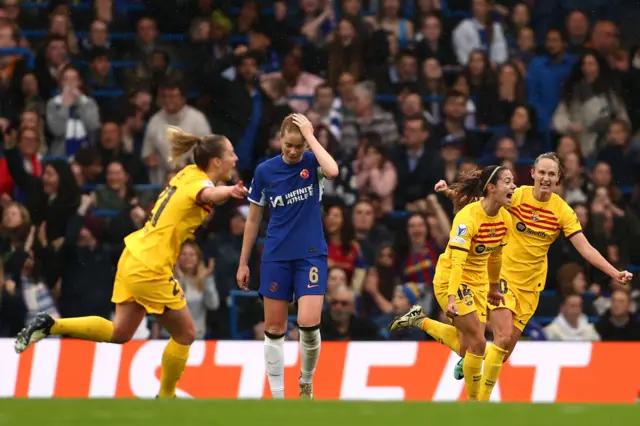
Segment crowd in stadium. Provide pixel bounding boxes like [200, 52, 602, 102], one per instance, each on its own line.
[0, 0, 639, 342]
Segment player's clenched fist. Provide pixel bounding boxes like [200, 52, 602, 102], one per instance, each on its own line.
[236, 264, 250, 291]
[615, 270, 633, 285]
[434, 179, 448, 193]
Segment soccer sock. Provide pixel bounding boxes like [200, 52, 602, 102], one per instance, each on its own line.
[478, 344, 509, 401]
[264, 331, 286, 399]
[419, 318, 461, 356]
[158, 338, 191, 398]
[50, 317, 114, 342]
[299, 325, 321, 385]
[462, 352, 484, 401]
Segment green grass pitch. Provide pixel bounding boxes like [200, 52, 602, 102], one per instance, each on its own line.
[0, 400, 638, 426]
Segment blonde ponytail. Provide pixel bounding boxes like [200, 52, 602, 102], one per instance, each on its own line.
[167, 125, 201, 165]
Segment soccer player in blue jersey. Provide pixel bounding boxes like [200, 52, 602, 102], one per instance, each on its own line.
[237, 113, 339, 400]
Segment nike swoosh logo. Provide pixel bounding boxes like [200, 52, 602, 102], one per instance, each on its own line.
[307, 284, 319, 288]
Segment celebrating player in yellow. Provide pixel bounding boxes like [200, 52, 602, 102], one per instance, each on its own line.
[435, 152, 633, 399]
[14, 126, 248, 399]
[390, 165, 516, 401]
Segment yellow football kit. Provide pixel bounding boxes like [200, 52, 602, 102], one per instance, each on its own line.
[433, 201, 510, 321]
[491, 186, 582, 330]
[112, 165, 214, 314]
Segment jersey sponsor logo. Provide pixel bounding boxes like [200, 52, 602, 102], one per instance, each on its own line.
[300, 169, 309, 179]
[517, 221, 548, 238]
[456, 224, 468, 236]
[268, 185, 315, 208]
[270, 195, 285, 208]
[475, 244, 486, 254]
[451, 236, 466, 245]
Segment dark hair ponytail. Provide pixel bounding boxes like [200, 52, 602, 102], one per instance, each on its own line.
[450, 165, 505, 210]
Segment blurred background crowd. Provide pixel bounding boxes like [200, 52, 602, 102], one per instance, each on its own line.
[0, 0, 639, 343]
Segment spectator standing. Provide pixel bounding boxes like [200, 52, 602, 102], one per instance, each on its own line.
[393, 115, 441, 209]
[565, 10, 590, 56]
[327, 17, 364, 88]
[341, 81, 399, 154]
[261, 51, 324, 114]
[354, 135, 398, 213]
[142, 80, 211, 185]
[477, 62, 526, 127]
[552, 51, 630, 158]
[0, 127, 42, 198]
[0, 18, 27, 126]
[174, 241, 219, 340]
[45, 65, 101, 157]
[212, 49, 275, 174]
[414, 13, 457, 66]
[527, 29, 575, 131]
[324, 204, 366, 291]
[452, 0, 508, 66]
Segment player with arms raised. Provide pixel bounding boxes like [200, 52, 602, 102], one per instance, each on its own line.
[15, 127, 248, 398]
[435, 153, 632, 400]
[237, 114, 339, 400]
[391, 165, 516, 401]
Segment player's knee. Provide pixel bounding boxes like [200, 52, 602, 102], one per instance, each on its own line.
[297, 313, 321, 329]
[264, 324, 287, 336]
[492, 327, 512, 348]
[467, 329, 486, 354]
[111, 327, 135, 344]
[173, 323, 196, 346]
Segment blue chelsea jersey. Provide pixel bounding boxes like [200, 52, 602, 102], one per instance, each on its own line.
[248, 151, 328, 261]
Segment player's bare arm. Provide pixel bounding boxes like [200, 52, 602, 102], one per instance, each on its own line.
[569, 232, 633, 284]
[292, 113, 339, 179]
[199, 181, 248, 205]
[236, 202, 264, 291]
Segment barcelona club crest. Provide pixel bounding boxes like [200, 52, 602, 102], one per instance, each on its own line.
[300, 169, 309, 179]
[530, 210, 539, 222]
[488, 227, 496, 237]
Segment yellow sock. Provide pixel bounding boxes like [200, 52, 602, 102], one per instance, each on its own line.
[463, 352, 483, 401]
[478, 344, 508, 401]
[158, 338, 191, 398]
[50, 317, 114, 342]
[420, 318, 461, 356]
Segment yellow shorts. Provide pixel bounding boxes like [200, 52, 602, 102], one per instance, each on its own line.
[488, 280, 540, 331]
[434, 281, 487, 323]
[111, 248, 186, 315]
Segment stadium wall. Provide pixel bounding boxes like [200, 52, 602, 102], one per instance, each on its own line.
[1, 340, 637, 402]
